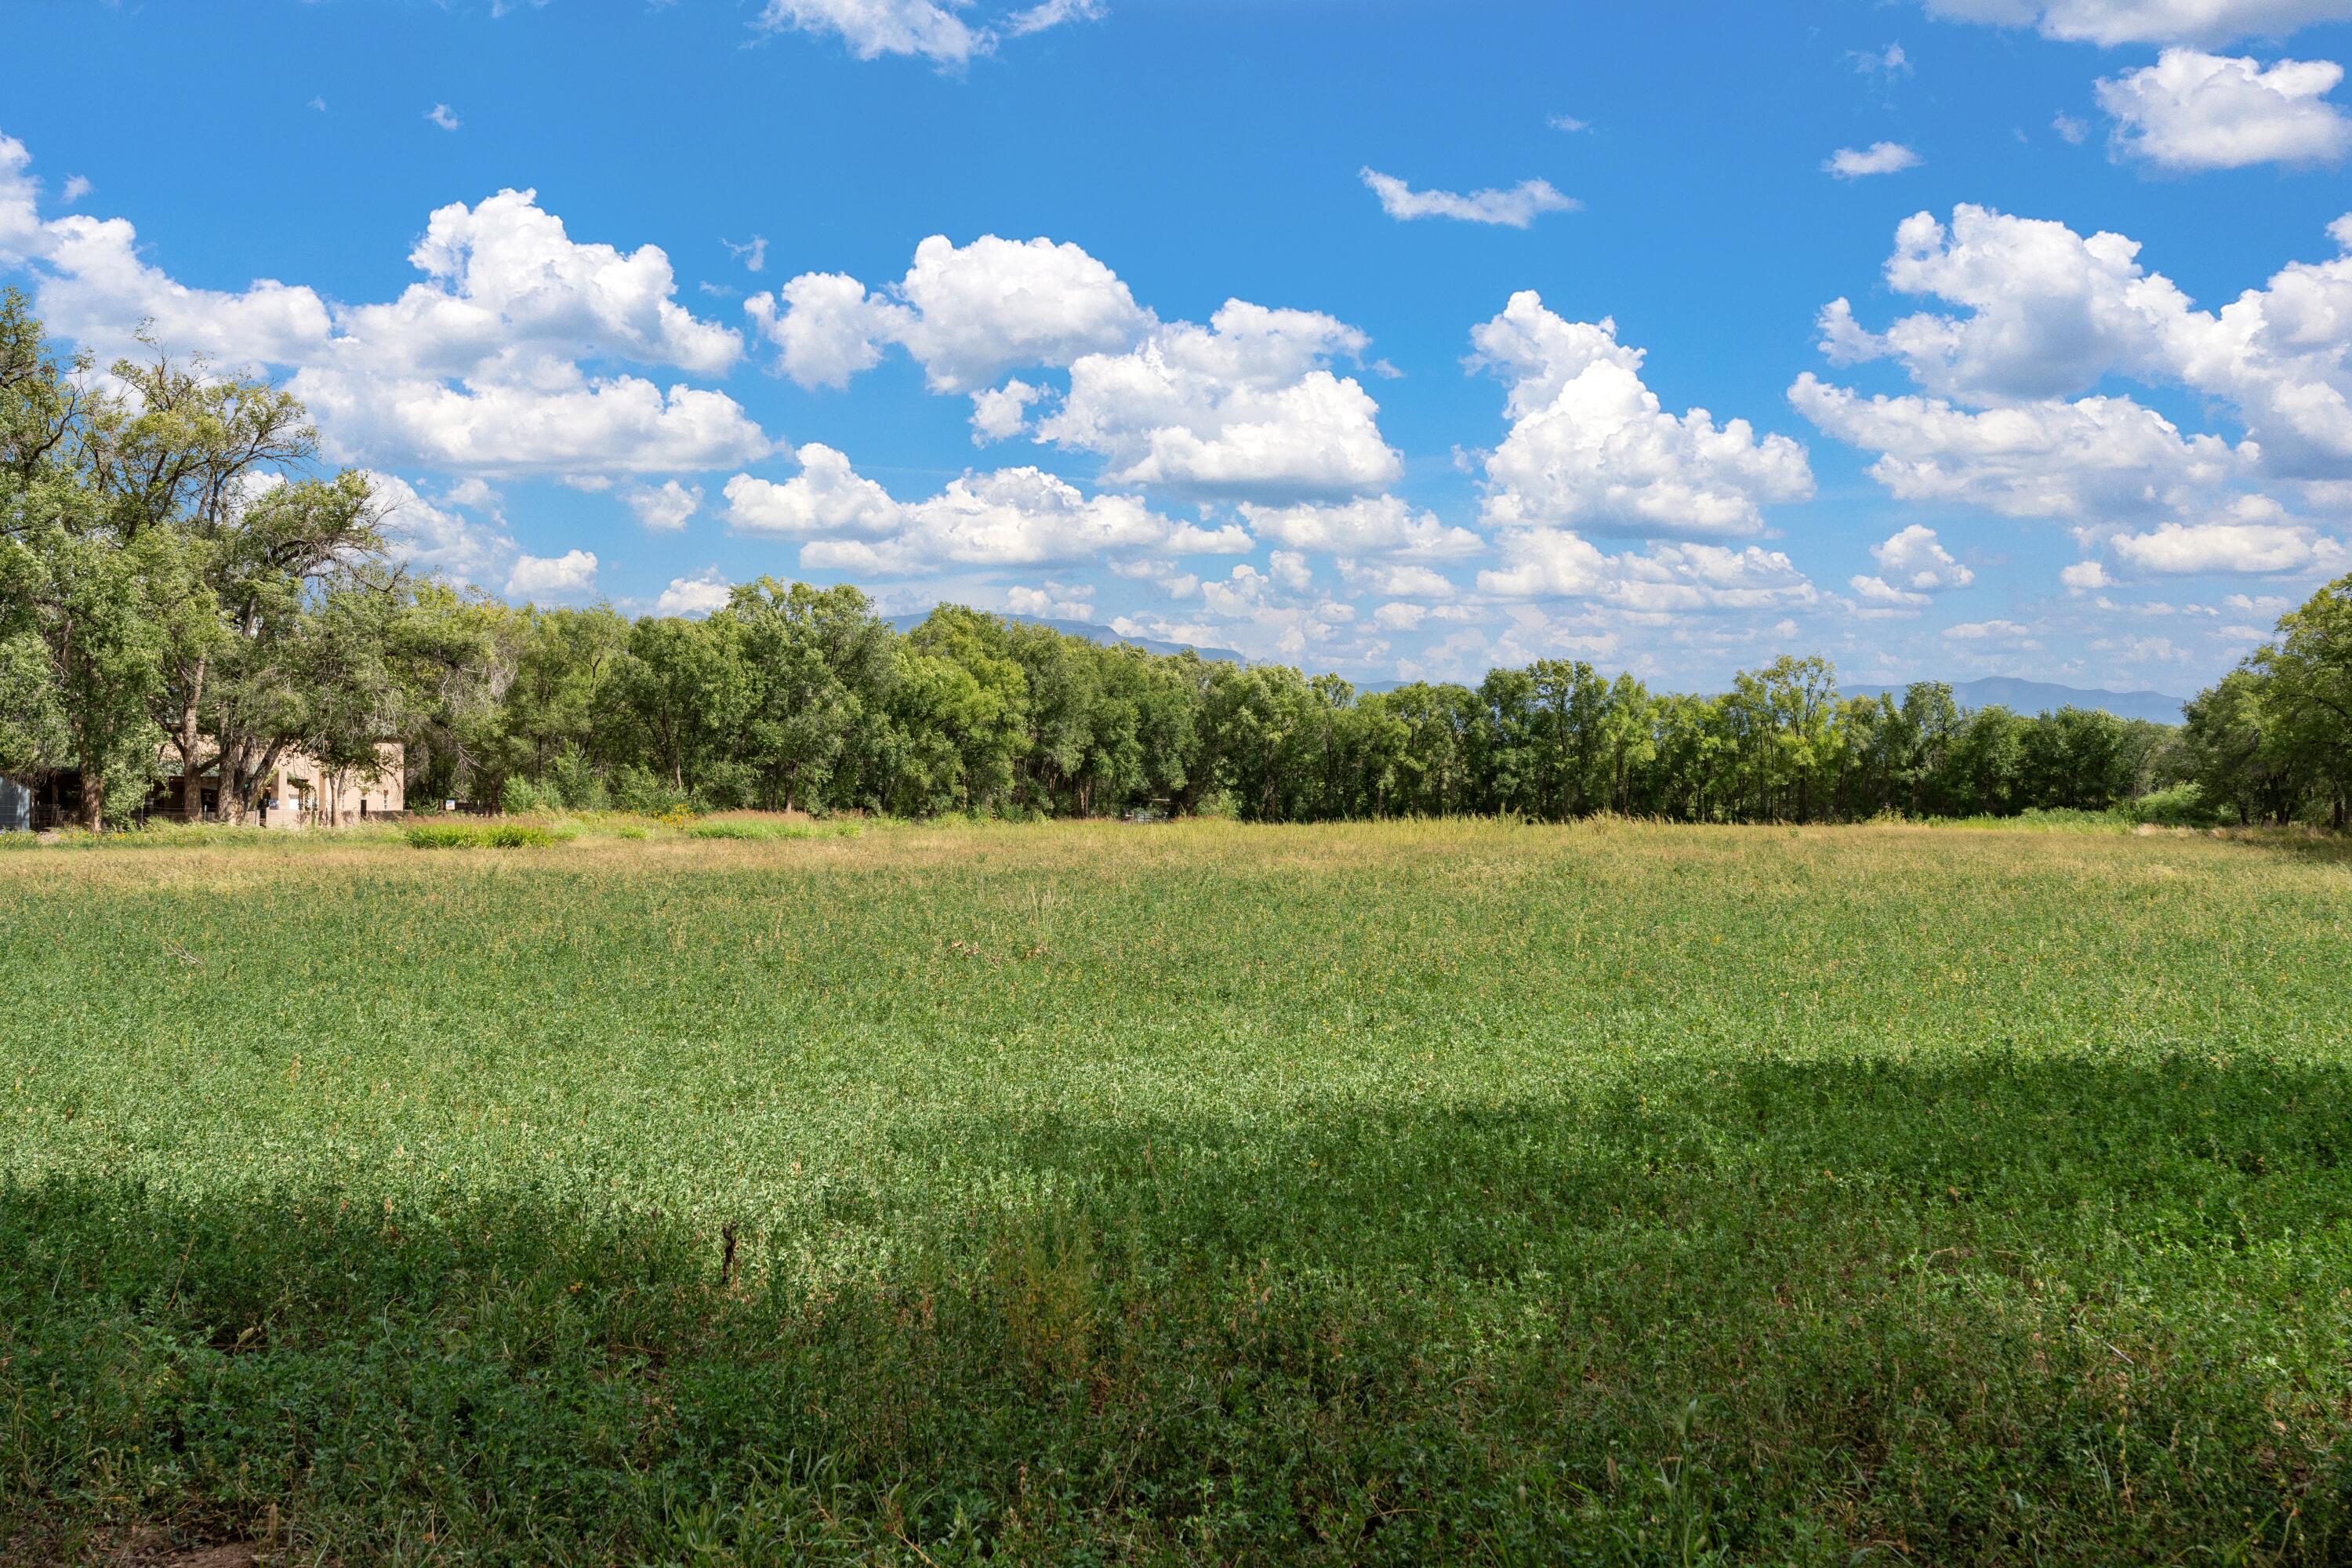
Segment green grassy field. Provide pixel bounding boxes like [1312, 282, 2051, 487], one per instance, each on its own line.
[2, 819, 2349, 1565]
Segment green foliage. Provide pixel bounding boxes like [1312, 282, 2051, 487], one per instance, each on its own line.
[499, 773, 556, 815]
[3, 821, 2350, 1562]
[2, 283, 2338, 842]
[682, 816, 860, 841]
[404, 818, 560, 849]
[2127, 780, 2226, 827]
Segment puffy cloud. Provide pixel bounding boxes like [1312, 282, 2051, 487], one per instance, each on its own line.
[358, 188, 743, 377]
[0, 136, 767, 479]
[296, 375, 767, 477]
[1038, 299, 1402, 498]
[655, 568, 735, 618]
[728, 447, 1253, 574]
[2062, 559, 2116, 590]
[807, 467, 1248, 574]
[1824, 142, 1924, 178]
[1798, 205, 2352, 538]
[1237, 495, 1483, 557]
[2096, 49, 2352, 169]
[722, 443, 908, 538]
[1478, 529, 1820, 612]
[1471, 292, 1814, 537]
[1358, 169, 1579, 228]
[750, 234, 1399, 503]
[506, 549, 600, 600]
[970, 379, 1044, 444]
[2107, 511, 2351, 570]
[1791, 376, 2243, 518]
[745, 274, 889, 390]
[0, 132, 331, 371]
[1873, 523, 1978, 588]
[2054, 111, 2092, 141]
[1851, 574, 1932, 608]
[751, 234, 1149, 394]
[426, 103, 461, 132]
[1851, 524, 1976, 607]
[1004, 581, 1096, 619]
[622, 479, 703, 532]
[1809, 207, 2197, 403]
[1921, 0, 2352, 47]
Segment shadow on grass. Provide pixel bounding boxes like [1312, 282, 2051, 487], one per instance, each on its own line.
[5, 1053, 2350, 1566]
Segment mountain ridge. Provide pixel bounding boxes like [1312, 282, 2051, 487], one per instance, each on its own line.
[1840, 676, 2187, 724]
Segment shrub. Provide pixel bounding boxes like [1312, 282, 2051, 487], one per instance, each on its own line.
[547, 746, 610, 811]
[683, 817, 862, 843]
[405, 820, 559, 849]
[613, 765, 693, 817]
[2129, 782, 2225, 829]
[684, 818, 815, 842]
[499, 776, 554, 815]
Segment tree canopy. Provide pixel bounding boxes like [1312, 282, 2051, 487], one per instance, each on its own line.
[3, 296, 2346, 832]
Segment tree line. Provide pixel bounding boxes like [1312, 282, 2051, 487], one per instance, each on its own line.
[3, 294, 2347, 831]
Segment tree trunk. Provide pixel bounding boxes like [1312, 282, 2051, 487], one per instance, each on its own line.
[176, 659, 207, 822]
[79, 775, 103, 833]
[216, 739, 247, 826]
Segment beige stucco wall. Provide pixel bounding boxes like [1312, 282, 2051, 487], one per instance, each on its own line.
[255, 742, 407, 826]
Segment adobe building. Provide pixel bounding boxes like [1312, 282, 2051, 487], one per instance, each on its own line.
[0, 742, 404, 831]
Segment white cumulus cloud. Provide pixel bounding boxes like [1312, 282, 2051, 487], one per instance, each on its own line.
[622, 479, 704, 532]
[1237, 495, 1484, 558]
[1470, 291, 1815, 538]
[1036, 299, 1402, 499]
[2096, 48, 2352, 169]
[750, 233, 1149, 393]
[1852, 524, 1977, 607]
[1796, 205, 2352, 544]
[0, 135, 768, 480]
[723, 443, 909, 539]
[725, 447, 1254, 575]
[506, 549, 599, 600]
[970, 378, 1045, 444]
[1824, 142, 1925, 178]
[1478, 532, 1820, 612]
[655, 568, 735, 618]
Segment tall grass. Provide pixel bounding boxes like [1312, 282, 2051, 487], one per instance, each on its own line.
[1, 820, 2347, 1563]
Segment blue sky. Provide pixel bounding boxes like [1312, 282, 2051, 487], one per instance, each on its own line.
[6, 0, 2352, 695]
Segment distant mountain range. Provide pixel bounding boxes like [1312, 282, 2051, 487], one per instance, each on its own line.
[886, 612, 1242, 665]
[1842, 677, 2188, 725]
[888, 612, 2190, 724]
